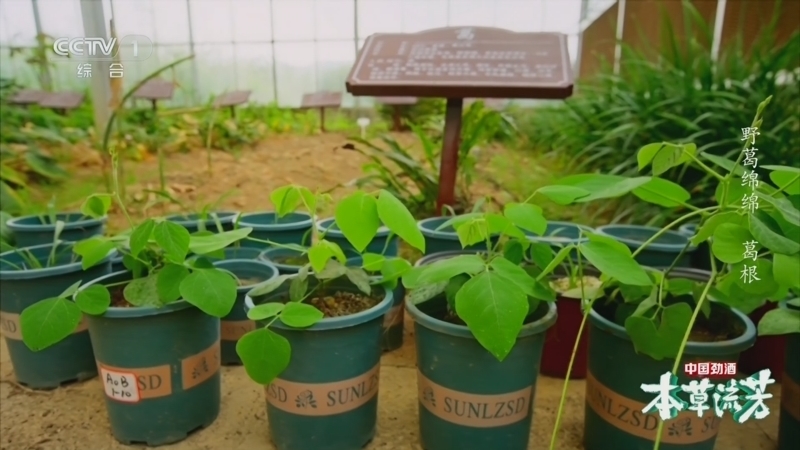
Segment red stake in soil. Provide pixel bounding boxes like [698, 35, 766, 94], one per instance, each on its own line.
[346, 26, 574, 210]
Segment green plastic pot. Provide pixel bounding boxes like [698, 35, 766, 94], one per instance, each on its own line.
[213, 259, 279, 365]
[206, 246, 265, 262]
[584, 268, 756, 450]
[405, 287, 557, 450]
[6, 213, 106, 248]
[417, 216, 493, 256]
[0, 242, 112, 389]
[260, 247, 307, 275]
[778, 301, 800, 450]
[317, 217, 399, 257]
[345, 256, 405, 352]
[165, 211, 238, 234]
[597, 224, 696, 268]
[245, 280, 392, 450]
[677, 223, 712, 271]
[238, 212, 313, 249]
[415, 249, 485, 268]
[81, 270, 221, 446]
[524, 221, 592, 260]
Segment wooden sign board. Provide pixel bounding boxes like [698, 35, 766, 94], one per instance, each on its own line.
[39, 92, 85, 110]
[346, 27, 573, 100]
[9, 90, 47, 105]
[300, 91, 342, 109]
[214, 90, 252, 107]
[133, 79, 175, 100]
[375, 96, 418, 105]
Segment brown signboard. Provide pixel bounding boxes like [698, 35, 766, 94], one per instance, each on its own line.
[347, 27, 573, 99]
[300, 91, 342, 109]
[39, 92, 85, 110]
[375, 96, 418, 105]
[9, 89, 47, 105]
[464, 98, 506, 110]
[214, 90, 252, 107]
[133, 79, 175, 100]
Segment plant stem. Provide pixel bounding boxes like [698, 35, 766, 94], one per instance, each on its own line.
[770, 174, 799, 197]
[630, 207, 716, 259]
[686, 153, 725, 181]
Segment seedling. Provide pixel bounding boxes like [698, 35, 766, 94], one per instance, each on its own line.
[236, 186, 422, 386]
[143, 188, 238, 234]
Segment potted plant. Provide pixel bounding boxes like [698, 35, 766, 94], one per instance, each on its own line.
[544, 97, 799, 450]
[0, 196, 114, 389]
[6, 198, 107, 248]
[597, 223, 697, 267]
[316, 216, 399, 257]
[417, 200, 496, 255]
[402, 200, 570, 450]
[758, 298, 800, 450]
[17, 182, 255, 445]
[678, 222, 713, 270]
[236, 186, 423, 450]
[237, 184, 316, 249]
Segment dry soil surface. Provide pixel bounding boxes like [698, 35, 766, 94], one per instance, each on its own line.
[0, 315, 783, 450]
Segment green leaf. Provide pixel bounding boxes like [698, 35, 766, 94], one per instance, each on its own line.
[445, 274, 469, 309]
[749, 214, 800, 255]
[757, 192, 800, 226]
[154, 221, 190, 263]
[58, 280, 83, 299]
[489, 257, 536, 297]
[456, 217, 489, 247]
[380, 258, 411, 282]
[485, 213, 526, 240]
[237, 328, 291, 385]
[732, 259, 778, 296]
[361, 253, 385, 272]
[503, 203, 546, 235]
[80, 194, 111, 218]
[404, 254, 486, 288]
[632, 177, 691, 208]
[129, 219, 155, 257]
[157, 263, 190, 303]
[73, 237, 115, 270]
[637, 142, 667, 171]
[280, 302, 324, 328]
[123, 275, 162, 307]
[316, 259, 348, 279]
[691, 212, 745, 245]
[579, 233, 651, 286]
[248, 274, 292, 297]
[715, 179, 750, 207]
[774, 254, 800, 289]
[757, 308, 800, 336]
[711, 223, 756, 264]
[576, 176, 653, 202]
[767, 168, 800, 195]
[289, 274, 308, 302]
[454, 271, 529, 361]
[625, 302, 692, 360]
[247, 302, 285, 320]
[74, 285, 110, 315]
[527, 242, 554, 269]
[188, 227, 252, 255]
[535, 185, 591, 205]
[630, 289, 657, 317]
[377, 190, 425, 253]
[20, 297, 83, 351]
[638, 142, 696, 176]
[270, 185, 314, 217]
[179, 269, 238, 317]
[308, 240, 347, 273]
[345, 267, 372, 294]
[703, 153, 744, 176]
[666, 278, 694, 296]
[334, 191, 380, 253]
[503, 240, 525, 265]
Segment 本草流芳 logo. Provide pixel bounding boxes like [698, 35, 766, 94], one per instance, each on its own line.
[52, 35, 153, 61]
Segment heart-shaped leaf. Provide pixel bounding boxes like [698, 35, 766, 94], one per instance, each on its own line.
[503, 203, 546, 235]
[74, 284, 111, 315]
[625, 302, 692, 360]
[154, 221, 190, 263]
[377, 190, 425, 253]
[157, 263, 190, 303]
[179, 269, 238, 317]
[237, 328, 291, 385]
[280, 302, 324, 328]
[20, 297, 83, 351]
[334, 191, 380, 252]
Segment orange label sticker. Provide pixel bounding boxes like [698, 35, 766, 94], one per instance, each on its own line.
[585, 371, 721, 444]
[181, 340, 221, 390]
[0, 312, 87, 341]
[221, 319, 255, 341]
[781, 373, 800, 422]
[416, 370, 532, 428]
[266, 363, 380, 416]
[383, 304, 404, 328]
[97, 362, 172, 400]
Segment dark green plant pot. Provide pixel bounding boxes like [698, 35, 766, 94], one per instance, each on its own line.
[584, 271, 756, 450]
[165, 211, 238, 234]
[677, 223, 713, 271]
[405, 291, 557, 450]
[206, 246, 265, 262]
[213, 259, 279, 365]
[0, 242, 112, 389]
[260, 247, 307, 275]
[6, 213, 107, 248]
[81, 270, 221, 446]
[778, 301, 800, 450]
[345, 256, 404, 352]
[525, 221, 592, 260]
[418, 216, 492, 256]
[238, 212, 313, 249]
[317, 217, 399, 257]
[597, 224, 696, 268]
[245, 280, 392, 450]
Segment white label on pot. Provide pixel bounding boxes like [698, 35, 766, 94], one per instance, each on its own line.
[101, 368, 141, 403]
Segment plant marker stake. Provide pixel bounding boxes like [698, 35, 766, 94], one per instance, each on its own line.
[357, 117, 370, 139]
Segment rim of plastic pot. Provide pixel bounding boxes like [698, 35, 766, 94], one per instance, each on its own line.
[418, 216, 459, 240]
[597, 224, 697, 253]
[405, 292, 557, 340]
[79, 270, 193, 318]
[525, 221, 593, 244]
[218, 246, 266, 260]
[244, 283, 393, 331]
[345, 256, 382, 282]
[0, 242, 115, 280]
[213, 258, 280, 293]
[591, 266, 756, 355]
[165, 211, 239, 226]
[259, 247, 308, 272]
[238, 211, 313, 231]
[678, 223, 698, 237]
[6, 212, 107, 232]
[414, 249, 485, 267]
[316, 217, 390, 238]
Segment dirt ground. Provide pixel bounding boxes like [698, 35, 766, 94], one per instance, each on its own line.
[4, 134, 784, 448]
[0, 314, 783, 450]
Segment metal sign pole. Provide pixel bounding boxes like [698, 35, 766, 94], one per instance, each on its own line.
[79, 0, 112, 139]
